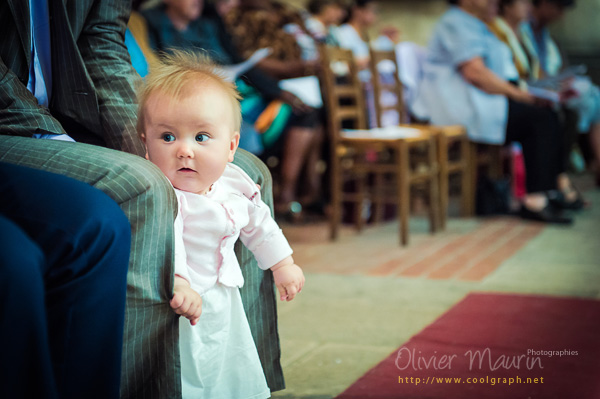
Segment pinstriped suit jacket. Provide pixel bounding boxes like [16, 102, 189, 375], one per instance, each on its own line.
[0, 0, 145, 156]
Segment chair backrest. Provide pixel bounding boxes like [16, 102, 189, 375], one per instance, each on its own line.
[319, 45, 369, 144]
[369, 48, 405, 127]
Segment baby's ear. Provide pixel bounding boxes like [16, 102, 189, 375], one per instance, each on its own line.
[140, 134, 149, 160]
[228, 132, 240, 162]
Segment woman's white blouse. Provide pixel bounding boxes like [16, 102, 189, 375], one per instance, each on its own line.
[333, 23, 372, 82]
[173, 163, 293, 295]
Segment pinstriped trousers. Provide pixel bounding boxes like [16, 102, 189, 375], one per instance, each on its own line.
[0, 136, 284, 398]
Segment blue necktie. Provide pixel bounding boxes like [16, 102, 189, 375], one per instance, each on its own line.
[29, 0, 52, 106]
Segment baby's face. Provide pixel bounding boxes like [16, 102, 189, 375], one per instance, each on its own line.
[142, 81, 239, 195]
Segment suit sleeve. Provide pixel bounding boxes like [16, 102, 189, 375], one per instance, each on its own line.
[77, 0, 146, 157]
[0, 58, 66, 137]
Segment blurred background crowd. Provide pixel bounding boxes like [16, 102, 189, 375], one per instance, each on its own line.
[127, 0, 600, 226]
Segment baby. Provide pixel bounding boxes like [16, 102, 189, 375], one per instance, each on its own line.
[137, 50, 305, 399]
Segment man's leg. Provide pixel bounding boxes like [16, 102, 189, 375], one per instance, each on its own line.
[0, 215, 57, 399]
[0, 136, 180, 399]
[0, 163, 130, 398]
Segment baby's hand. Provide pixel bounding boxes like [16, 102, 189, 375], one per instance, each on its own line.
[271, 257, 305, 301]
[171, 276, 203, 325]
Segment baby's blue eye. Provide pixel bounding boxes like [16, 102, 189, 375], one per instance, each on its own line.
[196, 133, 210, 143]
[162, 133, 175, 142]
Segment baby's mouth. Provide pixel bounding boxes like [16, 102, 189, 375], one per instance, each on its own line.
[178, 167, 196, 173]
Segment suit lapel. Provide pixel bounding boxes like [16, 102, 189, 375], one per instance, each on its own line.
[6, 0, 31, 67]
[49, 0, 101, 133]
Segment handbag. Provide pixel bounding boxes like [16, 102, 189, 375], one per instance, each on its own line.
[238, 80, 292, 148]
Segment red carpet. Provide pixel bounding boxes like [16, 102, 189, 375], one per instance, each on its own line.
[336, 293, 600, 399]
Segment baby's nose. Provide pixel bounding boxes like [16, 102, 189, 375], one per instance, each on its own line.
[177, 143, 194, 158]
[177, 145, 194, 158]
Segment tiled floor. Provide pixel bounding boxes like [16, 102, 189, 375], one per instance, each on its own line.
[272, 177, 600, 399]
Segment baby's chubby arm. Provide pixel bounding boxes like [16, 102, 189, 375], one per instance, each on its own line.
[171, 275, 203, 326]
[171, 195, 202, 325]
[271, 256, 305, 301]
[227, 164, 305, 301]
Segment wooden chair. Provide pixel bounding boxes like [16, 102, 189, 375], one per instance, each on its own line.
[469, 142, 506, 208]
[369, 48, 474, 228]
[319, 46, 440, 246]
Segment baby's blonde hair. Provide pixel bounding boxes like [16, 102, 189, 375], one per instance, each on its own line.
[136, 49, 242, 137]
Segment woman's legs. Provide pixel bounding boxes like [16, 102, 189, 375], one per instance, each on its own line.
[506, 100, 562, 193]
[277, 125, 322, 213]
[299, 124, 324, 205]
[589, 122, 600, 185]
[505, 100, 571, 223]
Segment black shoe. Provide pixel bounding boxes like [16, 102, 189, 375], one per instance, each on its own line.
[519, 204, 573, 224]
[303, 200, 327, 216]
[547, 190, 586, 211]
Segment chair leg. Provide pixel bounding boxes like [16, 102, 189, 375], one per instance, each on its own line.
[437, 134, 449, 231]
[490, 146, 503, 179]
[330, 152, 341, 241]
[428, 137, 441, 234]
[397, 141, 410, 246]
[373, 171, 385, 224]
[354, 169, 366, 233]
[460, 137, 475, 217]
[469, 141, 479, 215]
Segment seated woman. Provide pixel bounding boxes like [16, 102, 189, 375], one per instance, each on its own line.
[488, 0, 538, 85]
[520, 0, 600, 187]
[225, 0, 321, 78]
[223, 0, 325, 216]
[412, 0, 575, 224]
[331, 0, 378, 77]
[329, 0, 400, 76]
[141, 0, 323, 219]
[330, 0, 403, 127]
[304, 0, 347, 45]
[490, 0, 589, 206]
[280, 0, 345, 61]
